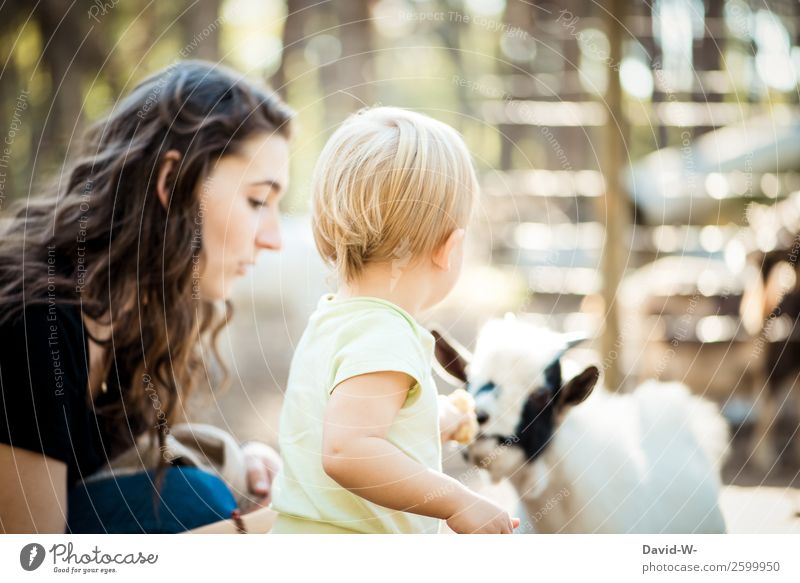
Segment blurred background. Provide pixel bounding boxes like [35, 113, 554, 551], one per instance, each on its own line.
[1, 0, 798, 531]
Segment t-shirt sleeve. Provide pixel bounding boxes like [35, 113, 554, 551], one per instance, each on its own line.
[0, 303, 87, 466]
[328, 311, 429, 400]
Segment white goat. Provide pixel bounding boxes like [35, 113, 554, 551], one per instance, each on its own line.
[434, 316, 730, 533]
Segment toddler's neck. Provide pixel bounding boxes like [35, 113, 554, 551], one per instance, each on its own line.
[337, 261, 431, 318]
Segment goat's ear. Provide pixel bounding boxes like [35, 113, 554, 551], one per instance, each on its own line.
[431, 328, 471, 385]
[558, 366, 599, 408]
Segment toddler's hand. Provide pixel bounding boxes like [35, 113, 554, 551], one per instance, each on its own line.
[438, 390, 478, 444]
[438, 395, 470, 443]
[446, 494, 518, 534]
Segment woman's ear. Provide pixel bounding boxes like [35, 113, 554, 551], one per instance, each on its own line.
[156, 150, 182, 209]
[432, 228, 465, 271]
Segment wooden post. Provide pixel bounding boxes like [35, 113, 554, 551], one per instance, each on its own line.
[598, 0, 628, 390]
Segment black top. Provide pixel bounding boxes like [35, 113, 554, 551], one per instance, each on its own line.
[0, 301, 139, 487]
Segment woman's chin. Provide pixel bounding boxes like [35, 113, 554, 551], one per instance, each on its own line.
[196, 282, 232, 303]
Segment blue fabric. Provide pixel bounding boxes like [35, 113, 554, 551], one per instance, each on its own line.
[66, 467, 237, 533]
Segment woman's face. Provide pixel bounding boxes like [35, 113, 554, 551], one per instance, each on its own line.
[196, 132, 290, 301]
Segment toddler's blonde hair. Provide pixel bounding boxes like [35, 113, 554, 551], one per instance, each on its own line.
[312, 107, 479, 283]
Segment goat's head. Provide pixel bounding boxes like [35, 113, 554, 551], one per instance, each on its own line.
[433, 316, 599, 483]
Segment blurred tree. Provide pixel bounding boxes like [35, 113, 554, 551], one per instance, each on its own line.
[1, 1, 111, 199]
[179, 0, 222, 61]
[273, 0, 374, 129]
[0, 0, 226, 203]
[499, 0, 536, 170]
[272, 0, 313, 96]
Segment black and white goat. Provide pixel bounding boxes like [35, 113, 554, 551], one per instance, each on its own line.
[434, 316, 730, 534]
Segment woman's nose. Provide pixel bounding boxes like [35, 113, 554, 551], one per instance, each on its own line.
[255, 213, 282, 251]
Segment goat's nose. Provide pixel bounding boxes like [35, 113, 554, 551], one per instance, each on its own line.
[476, 410, 489, 425]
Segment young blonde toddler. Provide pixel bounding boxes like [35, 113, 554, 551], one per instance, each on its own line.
[270, 107, 517, 534]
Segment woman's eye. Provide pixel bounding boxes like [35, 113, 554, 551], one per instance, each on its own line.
[248, 198, 268, 209]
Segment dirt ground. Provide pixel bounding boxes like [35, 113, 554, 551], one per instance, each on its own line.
[188, 218, 800, 534]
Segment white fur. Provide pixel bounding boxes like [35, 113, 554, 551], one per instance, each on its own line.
[466, 316, 730, 533]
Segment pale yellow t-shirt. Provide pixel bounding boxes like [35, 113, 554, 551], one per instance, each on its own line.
[270, 294, 442, 534]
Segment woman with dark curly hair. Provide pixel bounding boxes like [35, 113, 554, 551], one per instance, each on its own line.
[0, 61, 293, 533]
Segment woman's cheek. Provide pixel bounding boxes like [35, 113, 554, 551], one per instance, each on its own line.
[238, 207, 261, 250]
[202, 213, 232, 268]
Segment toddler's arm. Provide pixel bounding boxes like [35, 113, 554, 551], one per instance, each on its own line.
[322, 371, 515, 533]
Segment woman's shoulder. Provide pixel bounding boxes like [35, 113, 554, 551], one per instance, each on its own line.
[1, 298, 85, 341]
[0, 298, 95, 485]
[0, 298, 88, 387]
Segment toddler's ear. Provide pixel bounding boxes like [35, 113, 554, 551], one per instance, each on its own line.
[432, 228, 465, 271]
